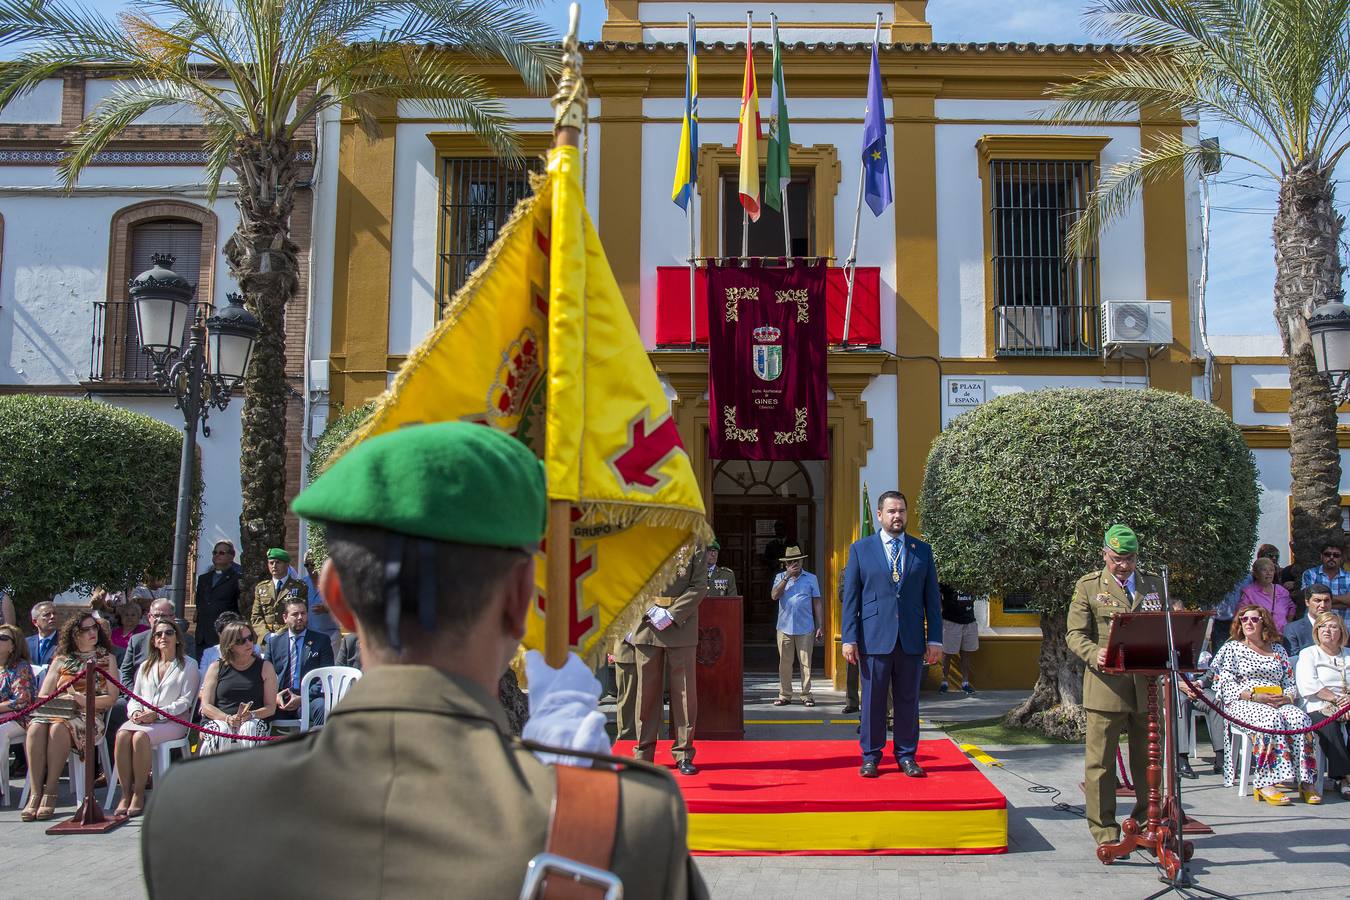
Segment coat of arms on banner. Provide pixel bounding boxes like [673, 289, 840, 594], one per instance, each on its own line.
[752, 325, 783, 382]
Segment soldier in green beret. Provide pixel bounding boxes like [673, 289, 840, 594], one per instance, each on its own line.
[704, 540, 738, 597]
[1066, 524, 1165, 849]
[250, 547, 308, 644]
[144, 422, 706, 899]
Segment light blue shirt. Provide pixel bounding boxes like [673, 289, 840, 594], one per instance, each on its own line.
[878, 531, 906, 578]
[1301, 566, 1350, 619]
[292, 566, 339, 636]
[774, 570, 821, 636]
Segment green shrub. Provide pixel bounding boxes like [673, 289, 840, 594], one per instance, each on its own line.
[0, 395, 202, 620]
[304, 403, 374, 564]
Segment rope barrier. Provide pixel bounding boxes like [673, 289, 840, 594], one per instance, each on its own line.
[95, 666, 283, 743]
[0, 673, 84, 725]
[1115, 747, 1133, 790]
[1179, 673, 1350, 737]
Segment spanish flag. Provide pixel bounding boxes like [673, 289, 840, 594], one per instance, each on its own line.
[736, 22, 762, 222]
[671, 16, 698, 210]
[339, 144, 710, 663]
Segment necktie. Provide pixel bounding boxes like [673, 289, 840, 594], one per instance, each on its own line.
[888, 538, 901, 583]
[276, 580, 284, 595]
[1122, 582, 1133, 605]
[290, 634, 302, 691]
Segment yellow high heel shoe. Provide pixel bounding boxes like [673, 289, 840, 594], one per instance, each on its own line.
[1299, 785, 1323, 805]
[1254, 786, 1291, 805]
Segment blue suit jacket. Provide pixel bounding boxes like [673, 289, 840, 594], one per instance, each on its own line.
[1283, 615, 1315, 657]
[263, 628, 334, 698]
[841, 532, 942, 656]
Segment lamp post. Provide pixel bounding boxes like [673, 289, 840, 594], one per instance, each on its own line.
[130, 253, 260, 619]
[1308, 299, 1350, 404]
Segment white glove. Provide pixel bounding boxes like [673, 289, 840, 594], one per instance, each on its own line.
[646, 606, 675, 630]
[522, 650, 613, 767]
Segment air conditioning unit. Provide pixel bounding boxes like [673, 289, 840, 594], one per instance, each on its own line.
[999, 306, 1058, 351]
[1101, 300, 1172, 350]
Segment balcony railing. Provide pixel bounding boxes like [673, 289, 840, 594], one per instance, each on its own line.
[994, 304, 1100, 357]
[89, 299, 213, 384]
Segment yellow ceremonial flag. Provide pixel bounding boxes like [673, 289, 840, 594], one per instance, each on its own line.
[341, 143, 710, 662]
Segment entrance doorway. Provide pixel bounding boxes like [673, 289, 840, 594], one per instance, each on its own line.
[710, 460, 824, 671]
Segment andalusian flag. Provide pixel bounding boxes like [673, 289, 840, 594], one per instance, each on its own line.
[763, 17, 791, 213]
[340, 144, 711, 662]
[861, 483, 875, 539]
[735, 22, 762, 221]
[671, 16, 699, 210]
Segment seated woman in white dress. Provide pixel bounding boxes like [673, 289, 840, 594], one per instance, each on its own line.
[1295, 611, 1350, 800]
[1212, 603, 1318, 805]
[113, 619, 199, 817]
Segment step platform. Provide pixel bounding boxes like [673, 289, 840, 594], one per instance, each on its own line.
[612, 739, 1008, 856]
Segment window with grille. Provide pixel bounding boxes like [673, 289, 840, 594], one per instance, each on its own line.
[989, 159, 1100, 356]
[437, 156, 545, 318]
[123, 220, 203, 378]
[720, 170, 813, 258]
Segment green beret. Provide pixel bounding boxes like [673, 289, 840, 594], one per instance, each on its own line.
[291, 422, 546, 549]
[1104, 524, 1139, 555]
[708, 540, 721, 551]
[266, 548, 291, 563]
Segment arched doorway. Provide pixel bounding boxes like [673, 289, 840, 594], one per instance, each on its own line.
[711, 459, 824, 670]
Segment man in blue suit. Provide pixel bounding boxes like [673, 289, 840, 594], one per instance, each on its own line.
[263, 597, 335, 728]
[842, 491, 942, 778]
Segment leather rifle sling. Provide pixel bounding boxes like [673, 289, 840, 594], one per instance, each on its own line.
[539, 764, 621, 900]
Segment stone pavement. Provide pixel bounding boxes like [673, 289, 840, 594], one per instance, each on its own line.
[3, 675, 1348, 898]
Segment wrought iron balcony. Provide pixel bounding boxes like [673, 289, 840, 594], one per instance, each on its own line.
[88, 299, 213, 384]
[994, 304, 1100, 357]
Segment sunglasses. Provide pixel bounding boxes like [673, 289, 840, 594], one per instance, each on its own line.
[235, 635, 255, 646]
[78, 624, 100, 635]
[153, 630, 176, 638]
[0, 634, 13, 643]
[1238, 615, 1265, 624]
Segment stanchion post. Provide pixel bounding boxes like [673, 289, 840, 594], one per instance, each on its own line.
[48, 658, 122, 834]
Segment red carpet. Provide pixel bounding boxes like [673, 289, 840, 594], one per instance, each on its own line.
[612, 739, 1008, 855]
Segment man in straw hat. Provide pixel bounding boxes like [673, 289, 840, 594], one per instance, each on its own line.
[144, 422, 706, 898]
[1066, 523, 1162, 850]
[771, 545, 823, 706]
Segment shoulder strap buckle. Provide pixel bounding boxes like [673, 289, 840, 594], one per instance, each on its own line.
[519, 853, 623, 900]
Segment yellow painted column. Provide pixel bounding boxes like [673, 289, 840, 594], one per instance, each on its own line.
[1141, 109, 1193, 395]
[892, 86, 941, 529]
[595, 77, 647, 327]
[329, 100, 397, 410]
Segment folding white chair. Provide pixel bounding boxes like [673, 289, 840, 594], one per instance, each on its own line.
[19, 737, 115, 810]
[106, 733, 192, 806]
[1, 726, 25, 806]
[1233, 724, 1325, 798]
[299, 666, 362, 733]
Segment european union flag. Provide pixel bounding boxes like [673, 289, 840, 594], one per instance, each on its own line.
[862, 39, 892, 216]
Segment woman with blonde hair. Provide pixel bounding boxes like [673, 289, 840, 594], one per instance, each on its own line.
[1211, 603, 1318, 804]
[1295, 611, 1350, 799]
[197, 620, 276, 755]
[0, 623, 37, 747]
[21, 611, 118, 821]
[113, 619, 198, 816]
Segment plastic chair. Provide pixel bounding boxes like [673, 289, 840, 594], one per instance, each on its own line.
[299, 666, 362, 733]
[19, 736, 115, 810]
[1233, 724, 1325, 798]
[1, 726, 25, 806]
[106, 734, 191, 806]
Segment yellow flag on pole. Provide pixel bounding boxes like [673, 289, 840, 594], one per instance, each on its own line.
[339, 144, 710, 662]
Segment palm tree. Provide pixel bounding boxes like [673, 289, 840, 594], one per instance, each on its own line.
[1053, 0, 1349, 570]
[0, 0, 556, 588]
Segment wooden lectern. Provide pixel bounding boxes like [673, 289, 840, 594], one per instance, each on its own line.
[696, 595, 744, 739]
[1096, 610, 1211, 879]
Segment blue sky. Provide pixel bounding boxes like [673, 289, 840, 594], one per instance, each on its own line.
[55, 0, 1350, 337]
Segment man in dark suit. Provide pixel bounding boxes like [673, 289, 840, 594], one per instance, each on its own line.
[1284, 583, 1332, 657]
[841, 490, 942, 778]
[336, 631, 361, 671]
[193, 540, 242, 652]
[263, 597, 334, 727]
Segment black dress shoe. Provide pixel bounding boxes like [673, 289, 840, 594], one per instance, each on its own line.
[860, 760, 879, 778]
[1177, 756, 1196, 779]
[898, 758, 926, 778]
[841, 704, 860, 714]
[1211, 752, 1224, 775]
[677, 760, 698, 776]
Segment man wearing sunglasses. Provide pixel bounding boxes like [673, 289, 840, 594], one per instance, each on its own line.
[193, 540, 242, 652]
[1066, 524, 1166, 852]
[1300, 542, 1350, 617]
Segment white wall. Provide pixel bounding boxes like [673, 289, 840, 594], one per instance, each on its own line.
[0, 78, 63, 124]
[859, 372, 898, 497]
[939, 372, 1148, 428]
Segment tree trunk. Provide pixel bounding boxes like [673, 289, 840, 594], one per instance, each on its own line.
[1004, 604, 1087, 740]
[1273, 163, 1345, 569]
[225, 137, 301, 595]
[498, 669, 529, 735]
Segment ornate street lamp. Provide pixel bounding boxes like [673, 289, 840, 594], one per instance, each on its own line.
[1308, 299, 1350, 404]
[130, 256, 260, 618]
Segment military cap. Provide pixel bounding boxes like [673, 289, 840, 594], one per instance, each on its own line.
[1104, 524, 1139, 555]
[266, 548, 291, 563]
[708, 540, 721, 551]
[291, 421, 546, 550]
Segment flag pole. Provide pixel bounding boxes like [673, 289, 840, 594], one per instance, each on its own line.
[687, 14, 698, 349]
[741, 10, 752, 263]
[546, 2, 587, 668]
[772, 14, 791, 260]
[841, 12, 882, 349]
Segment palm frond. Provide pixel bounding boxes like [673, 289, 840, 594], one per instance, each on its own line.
[200, 118, 239, 202]
[57, 79, 212, 187]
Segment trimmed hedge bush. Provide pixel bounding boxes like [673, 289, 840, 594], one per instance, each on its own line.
[0, 395, 201, 618]
[304, 403, 374, 564]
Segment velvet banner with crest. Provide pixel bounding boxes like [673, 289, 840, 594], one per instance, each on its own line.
[708, 259, 828, 460]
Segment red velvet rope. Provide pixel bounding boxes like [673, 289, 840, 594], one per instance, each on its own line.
[1115, 747, 1133, 789]
[95, 665, 282, 743]
[0, 673, 83, 725]
[1179, 672, 1350, 737]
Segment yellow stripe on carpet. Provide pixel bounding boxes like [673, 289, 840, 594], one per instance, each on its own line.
[689, 808, 1008, 852]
